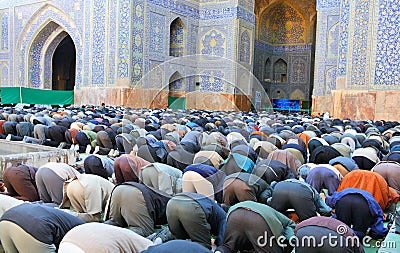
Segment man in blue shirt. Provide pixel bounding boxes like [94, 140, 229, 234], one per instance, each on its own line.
[325, 188, 388, 239]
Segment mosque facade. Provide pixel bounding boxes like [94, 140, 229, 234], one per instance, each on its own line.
[0, 0, 399, 120]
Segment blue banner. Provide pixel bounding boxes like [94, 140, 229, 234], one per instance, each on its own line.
[272, 99, 301, 111]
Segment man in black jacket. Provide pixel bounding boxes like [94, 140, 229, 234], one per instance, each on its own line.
[0, 203, 84, 253]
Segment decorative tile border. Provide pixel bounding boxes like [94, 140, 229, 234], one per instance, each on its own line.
[107, 0, 117, 85]
[337, 0, 349, 76]
[91, 0, 106, 86]
[117, 0, 131, 79]
[131, 0, 145, 85]
[254, 41, 313, 53]
[372, 0, 400, 87]
[1, 14, 8, 50]
[317, 0, 340, 9]
[349, 0, 370, 87]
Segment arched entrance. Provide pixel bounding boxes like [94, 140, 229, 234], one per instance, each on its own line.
[52, 35, 76, 90]
[255, 0, 317, 108]
[17, 4, 83, 89]
[26, 19, 78, 90]
[169, 18, 185, 57]
[168, 72, 186, 109]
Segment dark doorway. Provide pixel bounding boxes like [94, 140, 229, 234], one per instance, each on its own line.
[52, 35, 76, 90]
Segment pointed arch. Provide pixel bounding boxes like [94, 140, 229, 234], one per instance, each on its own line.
[272, 88, 286, 99]
[16, 4, 83, 88]
[170, 18, 185, 57]
[273, 59, 288, 83]
[168, 71, 186, 109]
[325, 67, 337, 95]
[51, 35, 76, 91]
[168, 71, 185, 93]
[28, 21, 61, 88]
[264, 58, 272, 81]
[42, 31, 69, 89]
[290, 89, 305, 100]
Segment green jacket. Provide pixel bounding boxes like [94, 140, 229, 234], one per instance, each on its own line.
[227, 201, 295, 241]
[82, 130, 97, 147]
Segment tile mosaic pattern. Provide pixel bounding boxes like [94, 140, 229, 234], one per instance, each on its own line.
[17, 4, 83, 89]
[317, 0, 340, 9]
[312, 1, 340, 96]
[201, 29, 226, 57]
[325, 66, 337, 94]
[83, 0, 91, 85]
[4, 0, 254, 96]
[327, 22, 339, 57]
[107, 0, 117, 85]
[373, 0, 400, 87]
[1, 14, 8, 50]
[150, 12, 166, 55]
[2, 0, 399, 105]
[254, 41, 312, 53]
[117, 0, 131, 79]
[291, 56, 307, 83]
[239, 30, 250, 63]
[200, 70, 224, 92]
[337, 0, 350, 76]
[131, 0, 145, 85]
[190, 25, 199, 55]
[1, 65, 7, 86]
[260, 3, 306, 45]
[170, 18, 185, 57]
[349, 0, 370, 87]
[316, 0, 400, 96]
[91, 0, 106, 86]
[169, 72, 185, 91]
[28, 22, 59, 88]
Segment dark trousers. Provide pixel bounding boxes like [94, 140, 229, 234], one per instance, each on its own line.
[96, 131, 115, 149]
[115, 135, 133, 153]
[46, 126, 67, 145]
[35, 167, 66, 205]
[65, 130, 74, 145]
[296, 226, 356, 253]
[335, 194, 373, 239]
[107, 185, 154, 237]
[167, 143, 197, 171]
[269, 182, 317, 222]
[16, 122, 34, 137]
[138, 145, 159, 163]
[75, 132, 93, 153]
[166, 196, 211, 249]
[352, 156, 376, 170]
[218, 208, 290, 253]
[223, 178, 257, 207]
[2, 122, 17, 135]
[3, 165, 39, 202]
